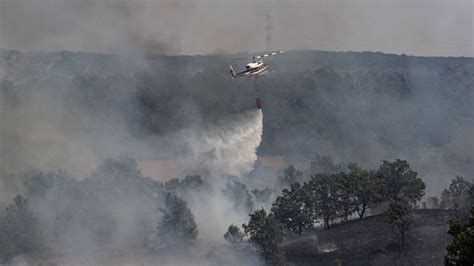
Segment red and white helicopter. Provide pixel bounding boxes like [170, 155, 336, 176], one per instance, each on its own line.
[229, 51, 286, 109]
[229, 50, 286, 79]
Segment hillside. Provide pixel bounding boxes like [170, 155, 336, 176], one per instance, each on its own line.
[283, 209, 454, 265]
[1, 49, 473, 193]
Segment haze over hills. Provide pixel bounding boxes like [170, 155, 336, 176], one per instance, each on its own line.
[0, 49, 473, 196]
[1, 0, 472, 57]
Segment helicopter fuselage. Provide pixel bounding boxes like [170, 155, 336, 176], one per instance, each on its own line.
[230, 61, 268, 78]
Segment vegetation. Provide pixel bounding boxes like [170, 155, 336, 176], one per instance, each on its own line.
[222, 180, 254, 214]
[277, 165, 303, 189]
[445, 207, 474, 265]
[347, 164, 378, 219]
[272, 183, 313, 235]
[1, 50, 473, 264]
[223, 224, 245, 245]
[251, 187, 274, 206]
[156, 193, 198, 250]
[0, 155, 470, 264]
[303, 174, 339, 229]
[387, 197, 414, 246]
[165, 174, 209, 197]
[441, 176, 473, 219]
[0, 195, 39, 262]
[0, 158, 204, 262]
[375, 159, 426, 204]
[242, 209, 284, 264]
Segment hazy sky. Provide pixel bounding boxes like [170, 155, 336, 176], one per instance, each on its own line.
[0, 0, 472, 56]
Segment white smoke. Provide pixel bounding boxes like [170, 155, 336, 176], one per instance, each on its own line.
[177, 109, 263, 178]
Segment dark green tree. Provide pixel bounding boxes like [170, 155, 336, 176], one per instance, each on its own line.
[424, 196, 441, 209]
[251, 187, 274, 205]
[156, 193, 198, 250]
[272, 183, 314, 235]
[387, 197, 414, 247]
[440, 176, 473, 219]
[164, 178, 181, 192]
[242, 209, 284, 264]
[376, 159, 425, 204]
[309, 155, 344, 175]
[347, 164, 379, 219]
[333, 171, 358, 222]
[0, 195, 40, 262]
[445, 207, 474, 265]
[277, 165, 303, 189]
[222, 180, 254, 214]
[223, 224, 245, 244]
[165, 175, 209, 196]
[303, 174, 338, 229]
[180, 175, 208, 192]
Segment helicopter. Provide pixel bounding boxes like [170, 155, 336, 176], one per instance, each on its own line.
[229, 51, 286, 109]
[229, 50, 286, 79]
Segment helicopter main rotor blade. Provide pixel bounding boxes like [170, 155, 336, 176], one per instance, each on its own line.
[230, 57, 253, 60]
[254, 50, 286, 59]
[230, 51, 286, 61]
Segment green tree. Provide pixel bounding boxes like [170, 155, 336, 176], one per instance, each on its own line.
[242, 209, 284, 264]
[0, 195, 40, 262]
[272, 183, 314, 235]
[304, 174, 338, 229]
[277, 165, 303, 189]
[156, 193, 198, 250]
[222, 180, 254, 214]
[348, 164, 379, 219]
[424, 196, 441, 209]
[376, 159, 425, 204]
[333, 171, 358, 222]
[180, 175, 208, 192]
[440, 176, 473, 219]
[309, 155, 344, 175]
[251, 187, 274, 205]
[223, 224, 245, 244]
[165, 175, 209, 196]
[387, 197, 414, 247]
[445, 207, 474, 265]
[164, 178, 181, 192]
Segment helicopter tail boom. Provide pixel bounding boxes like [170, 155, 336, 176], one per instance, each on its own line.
[229, 65, 236, 78]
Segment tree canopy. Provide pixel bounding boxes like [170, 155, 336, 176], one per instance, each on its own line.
[445, 207, 474, 265]
[156, 193, 198, 250]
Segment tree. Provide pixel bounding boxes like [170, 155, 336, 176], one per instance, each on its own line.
[242, 209, 284, 264]
[347, 164, 379, 219]
[222, 180, 254, 214]
[387, 197, 414, 247]
[165, 175, 209, 196]
[277, 165, 303, 189]
[251, 187, 274, 205]
[303, 174, 338, 229]
[0, 195, 40, 262]
[424, 196, 441, 209]
[223, 224, 245, 244]
[440, 176, 473, 219]
[333, 171, 358, 222]
[180, 175, 208, 192]
[376, 159, 425, 204]
[445, 207, 474, 265]
[309, 154, 344, 175]
[272, 183, 314, 235]
[156, 193, 198, 250]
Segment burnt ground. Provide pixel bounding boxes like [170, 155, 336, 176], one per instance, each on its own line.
[282, 209, 455, 266]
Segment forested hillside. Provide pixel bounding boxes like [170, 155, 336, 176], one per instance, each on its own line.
[1, 50, 473, 193]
